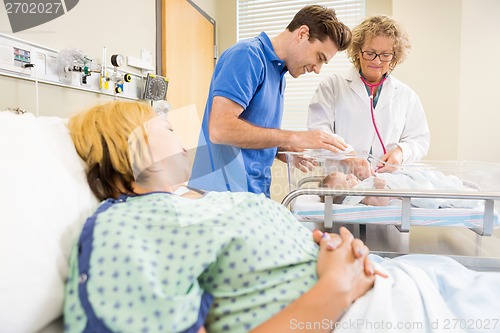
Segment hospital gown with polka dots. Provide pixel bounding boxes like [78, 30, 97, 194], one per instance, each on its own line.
[64, 191, 320, 332]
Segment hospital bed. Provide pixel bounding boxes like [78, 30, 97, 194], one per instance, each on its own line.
[2, 110, 500, 333]
[0, 109, 98, 333]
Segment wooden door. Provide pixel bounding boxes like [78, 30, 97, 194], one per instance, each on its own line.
[162, 0, 215, 122]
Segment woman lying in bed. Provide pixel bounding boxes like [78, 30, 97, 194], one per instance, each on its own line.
[321, 170, 480, 209]
[64, 100, 379, 333]
[65, 101, 500, 333]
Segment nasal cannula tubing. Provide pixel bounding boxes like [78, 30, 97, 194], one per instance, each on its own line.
[360, 75, 387, 155]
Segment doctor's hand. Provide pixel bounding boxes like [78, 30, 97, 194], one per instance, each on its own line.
[289, 130, 348, 153]
[315, 227, 377, 303]
[340, 157, 374, 180]
[377, 147, 403, 173]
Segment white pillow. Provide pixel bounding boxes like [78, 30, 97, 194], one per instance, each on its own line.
[0, 111, 99, 333]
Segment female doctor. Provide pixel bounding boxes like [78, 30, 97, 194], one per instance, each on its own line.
[308, 15, 430, 177]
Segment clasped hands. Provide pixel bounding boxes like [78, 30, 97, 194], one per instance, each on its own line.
[312, 227, 387, 304]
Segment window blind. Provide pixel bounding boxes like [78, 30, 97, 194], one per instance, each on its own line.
[237, 0, 365, 130]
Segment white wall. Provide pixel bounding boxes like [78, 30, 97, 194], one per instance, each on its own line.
[366, 0, 392, 16]
[457, 0, 500, 163]
[392, 0, 500, 163]
[392, 0, 461, 161]
[0, 0, 156, 117]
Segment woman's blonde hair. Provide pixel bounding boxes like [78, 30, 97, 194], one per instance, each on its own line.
[347, 15, 411, 72]
[68, 100, 155, 200]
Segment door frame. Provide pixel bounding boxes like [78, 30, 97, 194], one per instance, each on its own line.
[155, 0, 217, 75]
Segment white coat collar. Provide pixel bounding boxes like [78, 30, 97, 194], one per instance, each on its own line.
[345, 66, 397, 111]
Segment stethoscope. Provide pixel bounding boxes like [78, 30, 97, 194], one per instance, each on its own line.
[360, 74, 388, 155]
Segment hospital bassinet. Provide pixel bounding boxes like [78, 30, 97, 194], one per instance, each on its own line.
[280, 150, 500, 236]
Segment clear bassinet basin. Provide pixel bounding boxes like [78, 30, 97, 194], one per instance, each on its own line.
[280, 149, 500, 194]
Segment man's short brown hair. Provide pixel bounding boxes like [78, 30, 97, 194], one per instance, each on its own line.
[286, 5, 352, 51]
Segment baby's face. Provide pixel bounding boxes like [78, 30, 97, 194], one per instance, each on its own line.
[323, 172, 361, 189]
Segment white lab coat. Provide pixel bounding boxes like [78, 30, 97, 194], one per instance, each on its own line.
[308, 67, 430, 163]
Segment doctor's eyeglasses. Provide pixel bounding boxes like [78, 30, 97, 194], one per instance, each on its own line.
[360, 50, 395, 62]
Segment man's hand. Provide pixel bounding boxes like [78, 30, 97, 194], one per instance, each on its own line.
[275, 146, 318, 172]
[290, 130, 349, 153]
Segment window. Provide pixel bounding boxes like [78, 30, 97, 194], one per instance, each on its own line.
[237, 0, 365, 130]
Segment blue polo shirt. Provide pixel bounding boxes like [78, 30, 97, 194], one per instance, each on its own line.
[189, 32, 287, 197]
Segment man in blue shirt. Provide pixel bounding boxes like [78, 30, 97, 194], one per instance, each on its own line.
[190, 5, 352, 197]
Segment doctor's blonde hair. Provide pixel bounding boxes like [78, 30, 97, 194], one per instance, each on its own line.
[68, 100, 155, 200]
[347, 15, 411, 71]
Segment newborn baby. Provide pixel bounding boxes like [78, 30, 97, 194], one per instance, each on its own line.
[321, 172, 393, 206]
[321, 170, 479, 209]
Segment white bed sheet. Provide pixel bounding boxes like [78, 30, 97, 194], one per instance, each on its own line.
[292, 195, 499, 229]
[336, 254, 500, 333]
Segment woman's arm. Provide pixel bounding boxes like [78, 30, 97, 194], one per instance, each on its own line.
[250, 228, 375, 333]
[393, 92, 430, 164]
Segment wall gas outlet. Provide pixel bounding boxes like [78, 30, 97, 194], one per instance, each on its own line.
[0, 33, 148, 101]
